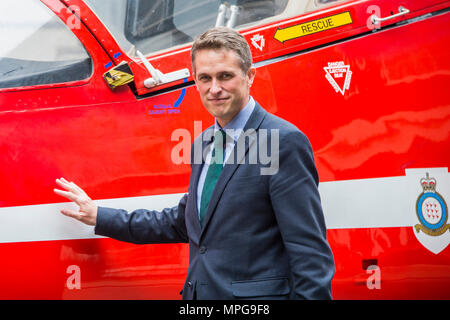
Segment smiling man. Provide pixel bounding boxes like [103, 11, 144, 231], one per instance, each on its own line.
[192, 33, 255, 128]
[54, 27, 334, 300]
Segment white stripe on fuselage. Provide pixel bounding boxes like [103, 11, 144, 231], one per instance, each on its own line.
[321, 168, 449, 229]
[0, 168, 448, 243]
[0, 193, 185, 243]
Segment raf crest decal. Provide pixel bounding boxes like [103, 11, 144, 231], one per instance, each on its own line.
[415, 173, 449, 236]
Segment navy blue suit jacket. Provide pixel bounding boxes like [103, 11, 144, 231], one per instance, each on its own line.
[95, 102, 335, 299]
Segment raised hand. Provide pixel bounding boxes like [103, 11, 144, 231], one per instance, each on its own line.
[54, 177, 98, 226]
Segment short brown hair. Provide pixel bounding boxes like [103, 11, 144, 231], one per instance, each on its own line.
[191, 27, 253, 74]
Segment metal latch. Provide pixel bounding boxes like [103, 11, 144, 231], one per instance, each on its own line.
[136, 50, 190, 88]
[371, 6, 410, 25]
[103, 61, 134, 90]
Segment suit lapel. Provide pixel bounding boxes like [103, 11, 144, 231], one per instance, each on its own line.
[200, 103, 267, 237]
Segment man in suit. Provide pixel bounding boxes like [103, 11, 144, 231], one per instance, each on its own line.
[54, 27, 334, 299]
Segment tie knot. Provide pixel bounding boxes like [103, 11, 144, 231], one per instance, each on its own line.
[214, 129, 226, 146]
[211, 129, 226, 164]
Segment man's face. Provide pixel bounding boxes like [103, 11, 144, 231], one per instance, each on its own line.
[193, 48, 256, 128]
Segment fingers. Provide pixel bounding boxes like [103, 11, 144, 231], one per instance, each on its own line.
[54, 187, 79, 202]
[56, 178, 79, 194]
[55, 177, 90, 199]
[60, 178, 86, 195]
[69, 180, 88, 197]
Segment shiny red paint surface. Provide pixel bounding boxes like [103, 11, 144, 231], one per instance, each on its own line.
[0, 0, 449, 299]
[330, 227, 450, 299]
[0, 239, 188, 299]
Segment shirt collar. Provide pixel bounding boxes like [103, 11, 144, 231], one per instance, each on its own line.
[214, 96, 255, 142]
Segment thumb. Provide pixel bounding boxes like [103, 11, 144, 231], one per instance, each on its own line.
[60, 208, 82, 221]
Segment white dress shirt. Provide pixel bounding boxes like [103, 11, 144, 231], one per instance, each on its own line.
[196, 96, 256, 218]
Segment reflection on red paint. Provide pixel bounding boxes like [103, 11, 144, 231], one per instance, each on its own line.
[316, 106, 450, 180]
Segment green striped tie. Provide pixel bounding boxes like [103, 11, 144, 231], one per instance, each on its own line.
[199, 129, 226, 227]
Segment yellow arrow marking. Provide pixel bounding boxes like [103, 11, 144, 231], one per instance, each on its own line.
[274, 11, 353, 43]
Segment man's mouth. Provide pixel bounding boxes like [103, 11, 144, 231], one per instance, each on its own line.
[208, 97, 229, 102]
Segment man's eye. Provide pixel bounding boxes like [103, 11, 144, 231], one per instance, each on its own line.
[199, 75, 210, 81]
[221, 73, 233, 80]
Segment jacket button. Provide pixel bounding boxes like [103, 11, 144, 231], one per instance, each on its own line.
[187, 281, 192, 288]
[199, 246, 207, 254]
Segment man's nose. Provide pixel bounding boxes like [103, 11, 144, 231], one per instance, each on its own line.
[209, 79, 222, 94]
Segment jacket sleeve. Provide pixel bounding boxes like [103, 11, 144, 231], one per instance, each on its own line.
[269, 130, 335, 299]
[94, 193, 189, 244]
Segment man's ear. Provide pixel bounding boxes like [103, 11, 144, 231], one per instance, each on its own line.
[193, 72, 199, 91]
[248, 67, 256, 86]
